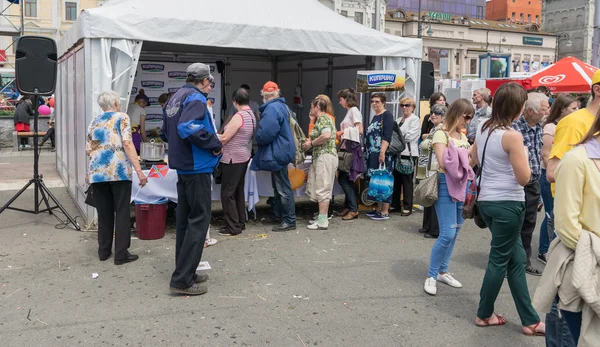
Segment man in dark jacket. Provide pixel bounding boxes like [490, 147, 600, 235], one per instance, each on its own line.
[164, 63, 222, 296]
[251, 81, 296, 231]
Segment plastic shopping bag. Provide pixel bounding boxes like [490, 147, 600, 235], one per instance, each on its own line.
[367, 164, 394, 202]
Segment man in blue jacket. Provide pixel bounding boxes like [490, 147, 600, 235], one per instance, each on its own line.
[251, 81, 297, 231]
[164, 63, 222, 296]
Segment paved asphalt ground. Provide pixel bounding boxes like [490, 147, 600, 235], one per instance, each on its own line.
[0, 151, 547, 346]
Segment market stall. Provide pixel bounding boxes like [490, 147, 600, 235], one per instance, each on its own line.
[55, 0, 423, 222]
[531, 56, 599, 93]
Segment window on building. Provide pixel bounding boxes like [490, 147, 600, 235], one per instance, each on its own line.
[24, 0, 37, 17]
[527, 14, 531, 23]
[512, 12, 516, 21]
[476, 6, 484, 19]
[372, 14, 376, 29]
[66, 2, 77, 21]
[520, 13, 524, 22]
[341, 10, 348, 18]
[355, 12, 363, 25]
[535, 15, 539, 24]
[470, 59, 477, 75]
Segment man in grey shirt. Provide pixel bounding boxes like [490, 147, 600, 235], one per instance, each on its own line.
[466, 88, 492, 144]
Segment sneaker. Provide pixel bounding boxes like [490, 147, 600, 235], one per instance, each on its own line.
[537, 253, 547, 265]
[371, 213, 389, 221]
[307, 221, 328, 230]
[526, 265, 543, 276]
[424, 277, 437, 295]
[366, 210, 379, 218]
[193, 273, 209, 284]
[436, 273, 463, 288]
[24, 144, 31, 148]
[169, 283, 208, 296]
[218, 230, 240, 236]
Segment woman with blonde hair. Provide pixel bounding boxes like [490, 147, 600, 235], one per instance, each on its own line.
[423, 99, 474, 295]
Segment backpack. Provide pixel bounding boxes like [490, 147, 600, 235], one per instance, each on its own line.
[287, 107, 306, 166]
[387, 121, 406, 156]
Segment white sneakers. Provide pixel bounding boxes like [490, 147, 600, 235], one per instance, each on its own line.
[437, 273, 463, 288]
[424, 273, 463, 296]
[424, 277, 437, 295]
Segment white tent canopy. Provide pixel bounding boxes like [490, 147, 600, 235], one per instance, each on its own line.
[59, 0, 421, 59]
[56, 0, 423, 222]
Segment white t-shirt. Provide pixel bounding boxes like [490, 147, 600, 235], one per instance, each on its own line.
[340, 107, 362, 130]
[127, 104, 146, 127]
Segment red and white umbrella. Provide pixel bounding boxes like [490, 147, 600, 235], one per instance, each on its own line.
[531, 56, 598, 93]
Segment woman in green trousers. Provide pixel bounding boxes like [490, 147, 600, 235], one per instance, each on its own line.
[469, 82, 545, 336]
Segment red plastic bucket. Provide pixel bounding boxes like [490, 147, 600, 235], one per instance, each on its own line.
[135, 203, 167, 240]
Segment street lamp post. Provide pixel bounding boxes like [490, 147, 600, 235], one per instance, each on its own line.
[499, 33, 507, 53]
[555, 32, 572, 62]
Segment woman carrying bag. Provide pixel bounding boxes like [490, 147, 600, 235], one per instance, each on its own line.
[393, 98, 420, 216]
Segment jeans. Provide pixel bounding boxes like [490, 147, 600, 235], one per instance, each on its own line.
[338, 171, 358, 212]
[41, 127, 55, 147]
[170, 174, 212, 289]
[271, 167, 296, 225]
[521, 181, 541, 267]
[560, 310, 582, 345]
[539, 168, 554, 255]
[477, 200, 540, 326]
[427, 174, 463, 278]
[546, 299, 577, 347]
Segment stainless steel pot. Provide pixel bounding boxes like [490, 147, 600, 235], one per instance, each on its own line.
[140, 140, 166, 161]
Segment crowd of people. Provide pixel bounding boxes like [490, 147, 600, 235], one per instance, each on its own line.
[84, 62, 600, 345]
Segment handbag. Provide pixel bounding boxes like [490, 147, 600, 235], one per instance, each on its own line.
[462, 134, 491, 228]
[337, 140, 353, 173]
[387, 122, 406, 156]
[85, 185, 96, 208]
[395, 142, 414, 175]
[367, 164, 394, 202]
[414, 131, 446, 207]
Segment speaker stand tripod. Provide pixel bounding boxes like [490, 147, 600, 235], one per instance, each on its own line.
[0, 95, 81, 231]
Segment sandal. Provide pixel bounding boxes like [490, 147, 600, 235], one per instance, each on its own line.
[522, 322, 545, 336]
[476, 313, 507, 327]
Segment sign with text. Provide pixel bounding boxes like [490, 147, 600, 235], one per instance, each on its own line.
[427, 11, 451, 22]
[356, 70, 406, 93]
[523, 36, 543, 46]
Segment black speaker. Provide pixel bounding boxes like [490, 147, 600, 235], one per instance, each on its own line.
[15, 36, 58, 95]
[420, 61, 435, 100]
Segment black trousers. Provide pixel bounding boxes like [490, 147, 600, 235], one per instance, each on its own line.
[41, 128, 55, 147]
[392, 156, 416, 211]
[521, 180, 541, 267]
[170, 174, 212, 289]
[220, 160, 248, 235]
[93, 181, 132, 260]
[422, 205, 439, 236]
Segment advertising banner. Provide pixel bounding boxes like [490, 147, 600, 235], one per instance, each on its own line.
[356, 70, 406, 93]
[131, 61, 222, 136]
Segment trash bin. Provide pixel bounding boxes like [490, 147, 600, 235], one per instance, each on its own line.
[134, 198, 168, 240]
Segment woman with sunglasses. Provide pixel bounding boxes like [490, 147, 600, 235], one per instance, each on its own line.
[417, 104, 447, 239]
[392, 98, 420, 216]
[364, 93, 394, 220]
[421, 92, 447, 141]
[423, 99, 473, 296]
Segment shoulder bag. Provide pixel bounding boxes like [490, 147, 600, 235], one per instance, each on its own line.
[338, 139, 353, 173]
[462, 133, 491, 228]
[414, 130, 447, 207]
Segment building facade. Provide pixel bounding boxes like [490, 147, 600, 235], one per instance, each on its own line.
[0, 0, 106, 65]
[542, 0, 599, 65]
[486, 0, 542, 24]
[386, 9, 556, 79]
[387, 0, 487, 19]
[318, 0, 387, 30]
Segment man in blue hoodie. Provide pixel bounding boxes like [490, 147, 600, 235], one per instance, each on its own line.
[164, 63, 222, 296]
[251, 81, 297, 231]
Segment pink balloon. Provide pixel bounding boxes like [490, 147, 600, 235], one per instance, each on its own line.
[38, 105, 51, 116]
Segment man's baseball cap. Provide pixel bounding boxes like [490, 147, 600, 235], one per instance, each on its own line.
[262, 81, 279, 93]
[593, 69, 600, 85]
[187, 63, 214, 81]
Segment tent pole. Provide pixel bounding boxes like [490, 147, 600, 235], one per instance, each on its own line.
[327, 55, 333, 99]
[363, 56, 373, 125]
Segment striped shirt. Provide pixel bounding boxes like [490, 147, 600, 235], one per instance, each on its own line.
[221, 109, 255, 164]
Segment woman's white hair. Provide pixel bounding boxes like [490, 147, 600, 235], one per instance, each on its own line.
[97, 90, 121, 111]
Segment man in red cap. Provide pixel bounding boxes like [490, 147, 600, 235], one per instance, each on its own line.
[250, 81, 297, 231]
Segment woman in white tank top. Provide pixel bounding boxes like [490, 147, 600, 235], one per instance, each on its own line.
[469, 82, 545, 336]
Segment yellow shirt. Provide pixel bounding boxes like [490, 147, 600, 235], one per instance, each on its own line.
[549, 108, 595, 196]
[554, 144, 600, 250]
[431, 130, 470, 173]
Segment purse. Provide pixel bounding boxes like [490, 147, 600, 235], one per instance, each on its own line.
[462, 134, 491, 228]
[337, 140, 353, 173]
[414, 131, 446, 207]
[395, 142, 414, 175]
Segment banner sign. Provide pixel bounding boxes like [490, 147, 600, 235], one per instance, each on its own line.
[523, 36, 543, 46]
[131, 61, 222, 136]
[356, 70, 406, 93]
